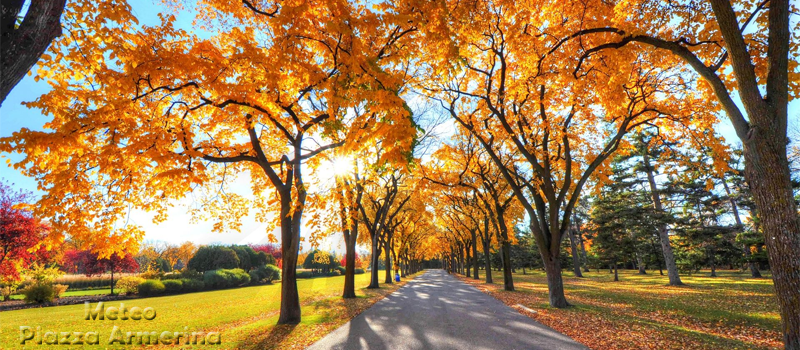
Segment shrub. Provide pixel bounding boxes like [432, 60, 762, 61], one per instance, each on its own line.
[53, 284, 68, 298]
[229, 268, 250, 286]
[138, 280, 165, 296]
[354, 268, 365, 274]
[181, 279, 205, 292]
[249, 271, 261, 284]
[154, 257, 172, 272]
[188, 246, 240, 272]
[139, 270, 165, 280]
[22, 284, 56, 304]
[178, 269, 203, 280]
[203, 268, 250, 289]
[327, 270, 341, 276]
[261, 265, 281, 283]
[0, 280, 21, 302]
[336, 266, 346, 275]
[162, 279, 183, 293]
[296, 271, 314, 279]
[117, 276, 145, 295]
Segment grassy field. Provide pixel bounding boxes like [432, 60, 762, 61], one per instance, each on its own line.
[9, 288, 113, 300]
[0, 271, 416, 349]
[459, 269, 781, 350]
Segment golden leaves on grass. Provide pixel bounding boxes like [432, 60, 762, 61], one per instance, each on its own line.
[457, 273, 782, 350]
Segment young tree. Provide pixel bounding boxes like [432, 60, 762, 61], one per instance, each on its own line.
[84, 251, 138, 295]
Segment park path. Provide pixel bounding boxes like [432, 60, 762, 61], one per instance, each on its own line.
[307, 269, 587, 350]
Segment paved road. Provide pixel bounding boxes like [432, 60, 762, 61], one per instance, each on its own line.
[307, 270, 587, 350]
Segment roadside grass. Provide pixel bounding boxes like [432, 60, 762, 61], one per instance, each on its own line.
[0, 270, 417, 349]
[458, 269, 781, 350]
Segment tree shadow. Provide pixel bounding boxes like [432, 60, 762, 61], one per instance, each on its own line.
[237, 323, 297, 350]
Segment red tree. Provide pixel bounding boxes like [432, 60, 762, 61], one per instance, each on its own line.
[84, 251, 138, 295]
[340, 253, 362, 270]
[251, 244, 283, 268]
[61, 249, 90, 274]
[0, 182, 50, 281]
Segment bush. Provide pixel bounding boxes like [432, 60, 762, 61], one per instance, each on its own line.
[336, 266, 346, 275]
[181, 279, 205, 292]
[188, 246, 240, 272]
[117, 276, 145, 295]
[261, 265, 281, 283]
[178, 269, 203, 280]
[203, 268, 250, 289]
[53, 284, 68, 298]
[138, 280, 165, 296]
[139, 270, 165, 280]
[296, 271, 314, 279]
[22, 284, 57, 304]
[326, 270, 341, 276]
[354, 268, 365, 274]
[162, 279, 183, 293]
[249, 271, 261, 284]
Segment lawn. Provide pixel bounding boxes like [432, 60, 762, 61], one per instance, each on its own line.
[9, 288, 112, 300]
[0, 271, 417, 349]
[458, 269, 781, 350]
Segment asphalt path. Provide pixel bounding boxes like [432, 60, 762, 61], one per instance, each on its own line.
[307, 269, 588, 350]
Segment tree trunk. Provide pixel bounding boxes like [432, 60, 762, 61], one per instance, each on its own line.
[482, 218, 493, 284]
[384, 238, 393, 284]
[613, 262, 619, 282]
[110, 270, 115, 296]
[342, 228, 357, 298]
[636, 252, 646, 274]
[642, 153, 683, 286]
[465, 242, 471, 278]
[0, 0, 67, 106]
[568, 228, 584, 277]
[367, 232, 381, 289]
[278, 206, 301, 324]
[741, 132, 800, 349]
[471, 229, 480, 280]
[542, 253, 569, 307]
[500, 237, 514, 291]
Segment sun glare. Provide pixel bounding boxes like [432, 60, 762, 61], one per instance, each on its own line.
[331, 156, 353, 177]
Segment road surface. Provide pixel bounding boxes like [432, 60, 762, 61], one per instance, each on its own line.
[307, 269, 587, 350]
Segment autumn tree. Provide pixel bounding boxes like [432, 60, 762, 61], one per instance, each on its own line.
[549, 0, 800, 345]
[1, 0, 418, 324]
[0, 182, 50, 281]
[83, 250, 138, 295]
[416, 0, 716, 307]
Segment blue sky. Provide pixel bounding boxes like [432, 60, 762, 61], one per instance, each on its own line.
[0, 1, 797, 249]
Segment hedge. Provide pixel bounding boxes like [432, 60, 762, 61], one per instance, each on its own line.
[138, 280, 165, 296]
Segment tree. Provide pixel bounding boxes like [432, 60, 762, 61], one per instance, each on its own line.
[1, 0, 418, 325]
[0, 182, 50, 281]
[84, 251, 138, 295]
[557, 0, 800, 344]
[0, 0, 67, 105]
[187, 246, 239, 272]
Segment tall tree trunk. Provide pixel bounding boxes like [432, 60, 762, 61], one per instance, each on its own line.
[471, 229, 480, 280]
[501, 239, 513, 291]
[342, 227, 357, 298]
[368, 232, 381, 289]
[568, 228, 584, 277]
[642, 152, 683, 286]
[384, 238, 393, 284]
[110, 270, 115, 296]
[709, 247, 717, 277]
[613, 262, 619, 282]
[742, 134, 800, 348]
[278, 198, 302, 324]
[541, 251, 568, 307]
[482, 217, 493, 284]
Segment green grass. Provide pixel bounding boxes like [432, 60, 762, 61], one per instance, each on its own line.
[0, 271, 403, 349]
[9, 289, 113, 300]
[468, 268, 781, 349]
